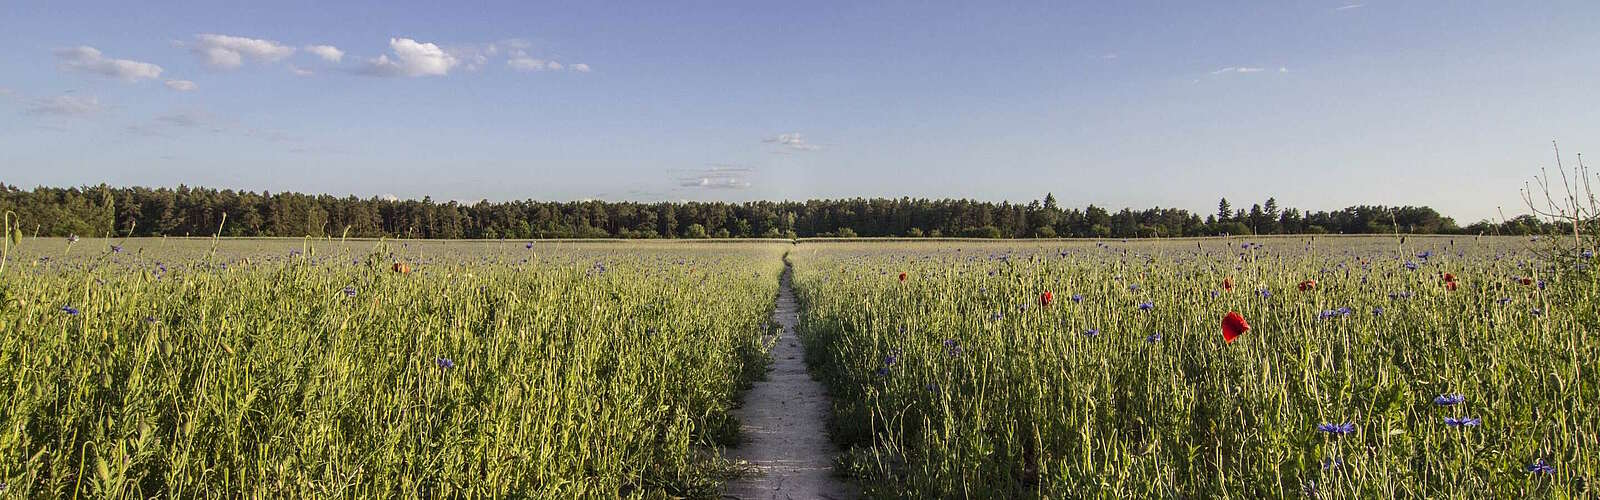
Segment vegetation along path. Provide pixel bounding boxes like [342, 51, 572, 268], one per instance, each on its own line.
[724, 263, 855, 500]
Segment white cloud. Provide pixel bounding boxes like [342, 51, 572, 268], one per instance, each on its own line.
[164, 79, 197, 91]
[27, 95, 103, 116]
[507, 56, 550, 71]
[1335, 3, 1365, 11]
[304, 44, 344, 62]
[764, 133, 820, 151]
[1279, 67, 1290, 73]
[678, 167, 753, 189]
[54, 46, 163, 81]
[571, 63, 591, 73]
[362, 38, 457, 77]
[188, 34, 295, 69]
[288, 65, 314, 76]
[1209, 66, 1270, 75]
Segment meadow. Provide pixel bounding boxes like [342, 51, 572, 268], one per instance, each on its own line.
[0, 238, 787, 497]
[790, 236, 1598, 498]
[1, 235, 1596, 498]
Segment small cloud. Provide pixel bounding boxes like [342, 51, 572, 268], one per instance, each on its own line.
[155, 110, 211, 128]
[678, 167, 753, 189]
[571, 63, 591, 72]
[187, 34, 296, 69]
[54, 46, 163, 82]
[288, 65, 314, 76]
[507, 56, 551, 71]
[164, 79, 197, 91]
[1209, 66, 1270, 76]
[360, 38, 457, 77]
[1279, 66, 1290, 73]
[1335, 3, 1365, 11]
[764, 132, 820, 151]
[27, 95, 104, 116]
[304, 44, 344, 62]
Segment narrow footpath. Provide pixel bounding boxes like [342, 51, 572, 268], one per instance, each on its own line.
[723, 265, 855, 500]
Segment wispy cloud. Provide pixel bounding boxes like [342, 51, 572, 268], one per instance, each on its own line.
[54, 46, 163, 82]
[1210, 66, 1267, 75]
[678, 166, 754, 189]
[764, 132, 820, 152]
[1335, 3, 1365, 11]
[164, 79, 197, 91]
[27, 95, 104, 116]
[186, 34, 296, 69]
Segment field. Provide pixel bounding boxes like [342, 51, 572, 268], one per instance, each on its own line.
[1, 235, 1597, 498]
[0, 238, 787, 497]
[791, 236, 1598, 498]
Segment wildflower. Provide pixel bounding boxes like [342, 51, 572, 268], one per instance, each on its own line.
[1583, 250, 1595, 259]
[1137, 302, 1154, 311]
[944, 339, 962, 357]
[525, 242, 534, 249]
[1321, 457, 1344, 470]
[1445, 281, 1459, 292]
[884, 350, 900, 366]
[1222, 277, 1234, 291]
[1298, 279, 1317, 291]
[1416, 250, 1433, 260]
[1518, 276, 1535, 286]
[110, 245, 122, 253]
[1336, 307, 1352, 316]
[1496, 297, 1512, 305]
[1083, 328, 1100, 337]
[1040, 291, 1054, 306]
[343, 286, 358, 297]
[1317, 422, 1357, 435]
[1532, 307, 1543, 316]
[1146, 332, 1163, 343]
[1070, 294, 1083, 303]
[1129, 284, 1140, 291]
[1222, 311, 1249, 343]
[68, 234, 80, 243]
[991, 311, 1004, 321]
[435, 358, 456, 370]
[1257, 288, 1272, 298]
[874, 366, 890, 377]
[1526, 458, 1555, 474]
[1537, 280, 1547, 290]
[1443, 417, 1481, 428]
[1433, 393, 1464, 406]
[898, 272, 907, 282]
[61, 305, 80, 315]
[1404, 261, 1419, 270]
[1371, 306, 1384, 316]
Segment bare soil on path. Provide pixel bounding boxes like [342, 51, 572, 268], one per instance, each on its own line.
[723, 265, 856, 500]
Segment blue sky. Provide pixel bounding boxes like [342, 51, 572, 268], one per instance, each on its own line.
[3, 1, 1597, 222]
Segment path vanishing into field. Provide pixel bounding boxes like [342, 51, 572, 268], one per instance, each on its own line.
[724, 264, 855, 500]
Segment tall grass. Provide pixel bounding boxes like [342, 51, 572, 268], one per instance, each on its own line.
[791, 236, 1597, 498]
[0, 239, 787, 497]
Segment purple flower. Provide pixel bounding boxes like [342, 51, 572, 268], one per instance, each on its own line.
[525, 242, 534, 249]
[1443, 417, 1481, 428]
[435, 358, 456, 370]
[1321, 457, 1344, 470]
[1404, 261, 1419, 271]
[1371, 307, 1384, 316]
[61, 305, 80, 315]
[1070, 294, 1083, 303]
[943, 339, 962, 357]
[1532, 307, 1544, 316]
[1496, 297, 1512, 305]
[1433, 394, 1464, 406]
[1526, 458, 1555, 474]
[1137, 302, 1154, 311]
[1317, 422, 1357, 435]
[1128, 284, 1140, 291]
[1257, 288, 1272, 298]
[110, 245, 122, 253]
[343, 286, 358, 297]
[1145, 332, 1162, 343]
[68, 235, 80, 243]
[1583, 250, 1595, 259]
[1336, 307, 1353, 316]
[1083, 328, 1100, 337]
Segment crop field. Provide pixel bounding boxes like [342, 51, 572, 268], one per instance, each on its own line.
[791, 236, 1598, 498]
[0, 238, 787, 497]
[1, 235, 1596, 498]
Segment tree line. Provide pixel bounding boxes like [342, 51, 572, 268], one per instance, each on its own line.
[0, 184, 1564, 239]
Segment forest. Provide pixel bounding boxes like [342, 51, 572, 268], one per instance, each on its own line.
[0, 183, 1562, 239]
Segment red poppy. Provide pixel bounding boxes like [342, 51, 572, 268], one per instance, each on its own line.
[1222, 311, 1250, 343]
[898, 272, 907, 282]
[1298, 279, 1317, 291]
[1222, 277, 1235, 292]
[1519, 277, 1534, 286]
[1040, 291, 1054, 307]
[1445, 281, 1459, 291]
[1441, 273, 1457, 283]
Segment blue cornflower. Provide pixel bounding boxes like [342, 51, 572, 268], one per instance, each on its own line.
[1532, 307, 1544, 316]
[110, 245, 122, 253]
[1083, 328, 1100, 337]
[343, 286, 357, 297]
[1317, 422, 1357, 435]
[874, 366, 889, 377]
[525, 242, 534, 249]
[1526, 458, 1555, 474]
[1070, 294, 1083, 303]
[435, 357, 456, 370]
[1137, 302, 1154, 311]
[1416, 250, 1433, 260]
[289, 248, 302, 257]
[61, 305, 80, 315]
[1496, 297, 1512, 305]
[1433, 394, 1464, 406]
[1258, 288, 1272, 298]
[1443, 417, 1481, 428]
[1146, 333, 1163, 343]
[884, 350, 900, 366]
[943, 339, 962, 357]
[1321, 457, 1344, 470]
[1537, 280, 1547, 290]
[1583, 250, 1595, 259]
[1404, 261, 1419, 270]
[1318, 310, 1337, 320]
[1336, 307, 1353, 316]
[1372, 307, 1384, 316]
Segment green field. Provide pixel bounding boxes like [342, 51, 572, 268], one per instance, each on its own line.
[0, 236, 1596, 498]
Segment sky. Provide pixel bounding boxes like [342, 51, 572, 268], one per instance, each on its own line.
[3, 1, 1598, 223]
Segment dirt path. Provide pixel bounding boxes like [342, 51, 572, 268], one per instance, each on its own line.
[724, 265, 855, 500]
